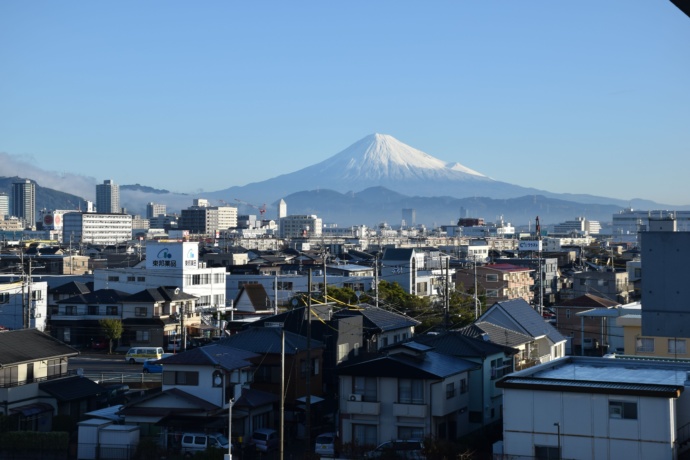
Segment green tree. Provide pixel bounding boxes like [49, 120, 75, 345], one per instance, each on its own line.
[99, 319, 123, 354]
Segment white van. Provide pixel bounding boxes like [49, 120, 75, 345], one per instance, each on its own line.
[125, 347, 164, 364]
[180, 432, 231, 457]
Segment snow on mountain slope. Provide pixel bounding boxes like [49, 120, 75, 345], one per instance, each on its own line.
[308, 133, 488, 181]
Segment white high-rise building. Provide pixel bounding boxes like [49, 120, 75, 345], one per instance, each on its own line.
[279, 215, 322, 238]
[278, 199, 287, 219]
[0, 192, 9, 218]
[146, 202, 167, 219]
[96, 179, 120, 213]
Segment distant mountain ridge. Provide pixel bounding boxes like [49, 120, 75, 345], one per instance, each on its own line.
[2, 133, 686, 227]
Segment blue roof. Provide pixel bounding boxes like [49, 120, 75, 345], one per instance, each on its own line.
[481, 298, 566, 344]
[215, 327, 323, 355]
[333, 305, 420, 332]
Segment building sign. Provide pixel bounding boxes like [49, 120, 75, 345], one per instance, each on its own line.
[518, 240, 542, 252]
[146, 241, 198, 270]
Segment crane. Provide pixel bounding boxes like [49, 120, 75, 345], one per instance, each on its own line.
[234, 198, 267, 216]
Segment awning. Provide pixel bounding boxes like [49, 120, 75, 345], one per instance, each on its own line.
[10, 403, 54, 417]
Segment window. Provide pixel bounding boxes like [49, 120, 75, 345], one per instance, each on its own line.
[47, 358, 67, 378]
[127, 276, 135, 282]
[337, 343, 350, 363]
[137, 276, 146, 282]
[162, 370, 199, 386]
[609, 401, 637, 420]
[398, 426, 424, 440]
[254, 365, 279, 383]
[566, 309, 571, 319]
[398, 378, 423, 404]
[446, 382, 455, 399]
[535, 445, 560, 460]
[276, 281, 293, 291]
[300, 359, 319, 377]
[135, 307, 148, 317]
[31, 291, 42, 300]
[108, 276, 119, 282]
[486, 274, 498, 282]
[136, 330, 150, 342]
[354, 376, 377, 402]
[669, 339, 687, 355]
[66, 305, 77, 315]
[491, 358, 511, 380]
[352, 424, 377, 448]
[0, 293, 9, 304]
[88, 305, 99, 315]
[106, 305, 118, 315]
[460, 378, 467, 394]
[486, 289, 499, 297]
[636, 337, 654, 353]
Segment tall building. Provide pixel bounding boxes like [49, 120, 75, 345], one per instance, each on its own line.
[402, 208, 416, 227]
[62, 212, 133, 245]
[279, 215, 322, 238]
[96, 179, 120, 213]
[11, 179, 36, 227]
[0, 192, 9, 218]
[278, 199, 287, 219]
[146, 202, 167, 219]
[179, 201, 237, 235]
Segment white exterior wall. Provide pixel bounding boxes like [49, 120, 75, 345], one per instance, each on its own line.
[0, 281, 47, 331]
[502, 388, 677, 460]
[161, 364, 251, 407]
[62, 213, 132, 245]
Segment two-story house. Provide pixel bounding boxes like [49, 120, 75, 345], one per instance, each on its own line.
[455, 263, 535, 306]
[0, 329, 102, 431]
[337, 341, 479, 451]
[381, 247, 454, 297]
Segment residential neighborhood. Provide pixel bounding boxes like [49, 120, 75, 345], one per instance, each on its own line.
[2, 176, 690, 460]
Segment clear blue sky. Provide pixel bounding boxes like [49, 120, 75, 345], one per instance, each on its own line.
[1, 1, 688, 205]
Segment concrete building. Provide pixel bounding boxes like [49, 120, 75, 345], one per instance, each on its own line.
[612, 208, 690, 235]
[402, 208, 416, 227]
[146, 202, 166, 219]
[179, 203, 238, 235]
[62, 212, 133, 245]
[96, 179, 120, 214]
[0, 192, 8, 218]
[279, 215, 323, 238]
[553, 216, 601, 235]
[496, 356, 690, 460]
[11, 179, 35, 228]
[0, 279, 48, 330]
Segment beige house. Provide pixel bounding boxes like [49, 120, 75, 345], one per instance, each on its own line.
[617, 314, 690, 359]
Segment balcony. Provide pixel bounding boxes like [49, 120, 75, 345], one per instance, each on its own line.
[393, 403, 427, 418]
[344, 399, 380, 415]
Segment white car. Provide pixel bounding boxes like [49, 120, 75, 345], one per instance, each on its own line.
[315, 432, 337, 458]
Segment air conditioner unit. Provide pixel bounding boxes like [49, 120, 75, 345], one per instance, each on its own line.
[348, 393, 362, 402]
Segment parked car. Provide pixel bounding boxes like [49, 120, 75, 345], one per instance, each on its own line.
[142, 358, 163, 373]
[249, 428, 279, 452]
[364, 439, 426, 459]
[97, 383, 130, 407]
[180, 432, 231, 458]
[315, 432, 337, 458]
[89, 337, 108, 350]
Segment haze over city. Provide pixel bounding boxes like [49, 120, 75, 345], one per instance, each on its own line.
[1, 2, 689, 206]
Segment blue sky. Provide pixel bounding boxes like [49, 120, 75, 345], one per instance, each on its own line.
[1, 1, 688, 205]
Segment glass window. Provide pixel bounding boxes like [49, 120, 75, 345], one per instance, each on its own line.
[352, 424, 377, 448]
[398, 378, 423, 404]
[446, 382, 455, 399]
[354, 376, 377, 402]
[106, 305, 118, 315]
[609, 401, 637, 420]
[669, 339, 686, 355]
[135, 307, 147, 317]
[636, 337, 654, 353]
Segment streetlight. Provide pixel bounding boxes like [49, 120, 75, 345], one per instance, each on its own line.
[225, 398, 234, 460]
[554, 422, 561, 460]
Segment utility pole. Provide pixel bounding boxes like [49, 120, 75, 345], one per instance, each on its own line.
[374, 254, 379, 308]
[305, 269, 312, 457]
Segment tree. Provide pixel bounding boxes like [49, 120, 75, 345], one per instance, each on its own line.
[99, 319, 123, 354]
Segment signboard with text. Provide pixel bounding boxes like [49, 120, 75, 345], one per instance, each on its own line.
[518, 240, 542, 252]
[145, 241, 198, 270]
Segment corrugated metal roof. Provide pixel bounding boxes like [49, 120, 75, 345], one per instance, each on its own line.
[0, 329, 78, 366]
[497, 376, 682, 398]
[333, 306, 420, 332]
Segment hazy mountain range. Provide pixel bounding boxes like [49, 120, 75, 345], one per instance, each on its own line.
[1, 134, 682, 228]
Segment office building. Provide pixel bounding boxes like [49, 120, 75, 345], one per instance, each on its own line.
[11, 179, 36, 228]
[96, 179, 120, 213]
[0, 192, 8, 218]
[62, 212, 132, 245]
[146, 202, 167, 219]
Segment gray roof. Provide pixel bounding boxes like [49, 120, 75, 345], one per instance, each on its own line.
[40, 375, 104, 401]
[382, 247, 415, 261]
[460, 322, 533, 348]
[0, 329, 78, 366]
[125, 286, 197, 303]
[333, 305, 420, 332]
[56, 288, 131, 305]
[215, 327, 323, 355]
[338, 348, 478, 379]
[412, 330, 518, 359]
[158, 344, 258, 370]
[481, 298, 566, 344]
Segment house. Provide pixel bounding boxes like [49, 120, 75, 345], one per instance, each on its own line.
[552, 293, 620, 355]
[476, 298, 567, 363]
[0, 279, 48, 331]
[569, 270, 632, 304]
[617, 309, 690, 358]
[496, 356, 690, 460]
[50, 286, 200, 350]
[412, 330, 519, 431]
[380, 247, 454, 297]
[332, 304, 420, 352]
[0, 329, 103, 431]
[116, 344, 261, 446]
[337, 341, 479, 450]
[455, 263, 535, 305]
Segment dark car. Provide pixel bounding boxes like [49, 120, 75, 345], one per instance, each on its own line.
[90, 337, 108, 350]
[97, 384, 130, 407]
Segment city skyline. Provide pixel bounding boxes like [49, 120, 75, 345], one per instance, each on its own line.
[1, 2, 689, 206]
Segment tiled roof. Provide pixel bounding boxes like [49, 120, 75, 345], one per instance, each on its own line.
[482, 299, 566, 344]
[413, 330, 518, 358]
[234, 388, 279, 409]
[215, 327, 323, 355]
[39, 375, 104, 401]
[382, 248, 415, 261]
[0, 329, 78, 365]
[56, 288, 131, 305]
[333, 306, 420, 332]
[338, 349, 478, 379]
[555, 293, 620, 309]
[460, 322, 533, 348]
[50, 281, 91, 296]
[159, 344, 258, 371]
[125, 286, 196, 303]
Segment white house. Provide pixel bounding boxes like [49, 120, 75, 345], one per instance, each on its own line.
[496, 355, 690, 460]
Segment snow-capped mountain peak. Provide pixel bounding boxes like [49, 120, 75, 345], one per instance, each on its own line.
[313, 133, 487, 181]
